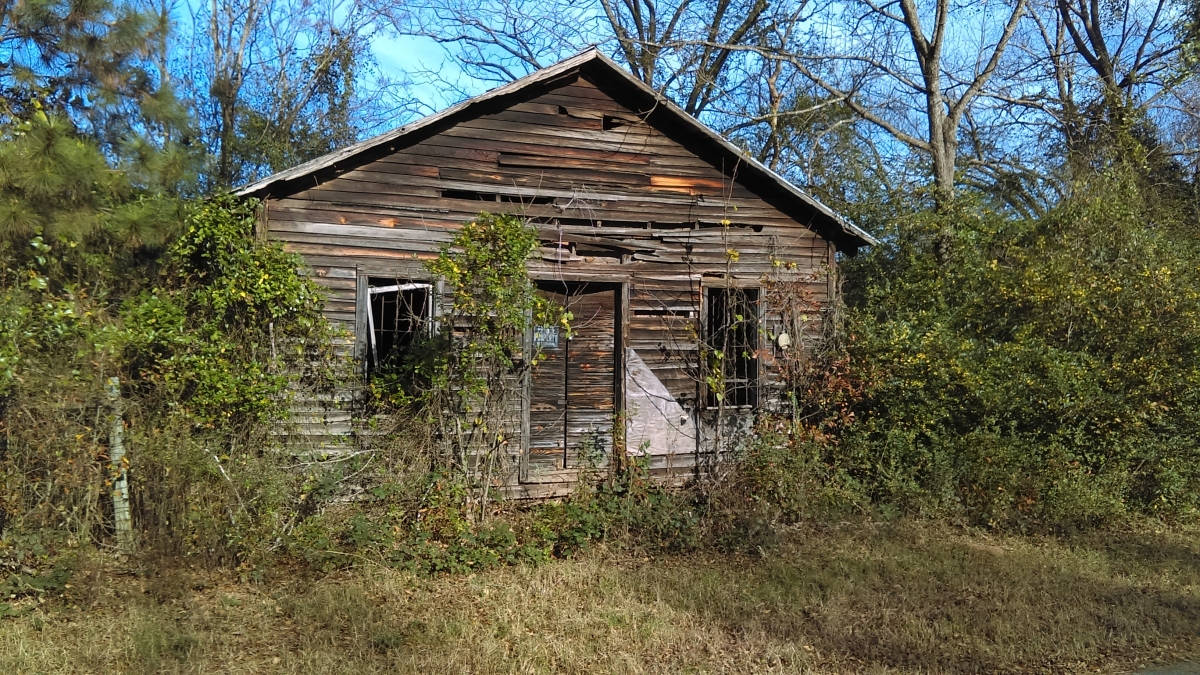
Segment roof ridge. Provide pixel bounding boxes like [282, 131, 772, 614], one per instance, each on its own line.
[235, 48, 876, 249]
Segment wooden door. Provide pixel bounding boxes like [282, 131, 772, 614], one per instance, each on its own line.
[525, 283, 617, 483]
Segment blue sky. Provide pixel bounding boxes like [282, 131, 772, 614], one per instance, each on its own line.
[171, 1, 497, 124]
[370, 34, 491, 116]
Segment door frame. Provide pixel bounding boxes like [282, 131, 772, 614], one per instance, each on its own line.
[520, 279, 627, 484]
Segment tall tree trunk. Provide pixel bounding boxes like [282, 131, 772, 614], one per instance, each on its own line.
[926, 102, 960, 204]
[216, 92, 238, 187]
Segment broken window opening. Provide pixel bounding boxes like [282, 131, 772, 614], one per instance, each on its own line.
[366, 279, 433, 376]
[601, 115, 628, 130]
[441, 188, 556, 205]
[706, 287, 759, 408]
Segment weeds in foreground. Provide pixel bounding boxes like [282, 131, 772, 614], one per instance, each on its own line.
[288, 456, 706, 577]
[4, 522, 1200, 674]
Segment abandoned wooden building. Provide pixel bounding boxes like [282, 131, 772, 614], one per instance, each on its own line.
[236, 48, 875, 498]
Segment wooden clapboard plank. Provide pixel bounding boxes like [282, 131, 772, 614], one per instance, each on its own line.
[260, 64, 844, 490]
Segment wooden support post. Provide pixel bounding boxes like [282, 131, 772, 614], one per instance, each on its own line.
[106, 377, 133, 551]
[354, 267, 368, 366]
[255, 200, 269, 241]
[614, 282, 629, 467]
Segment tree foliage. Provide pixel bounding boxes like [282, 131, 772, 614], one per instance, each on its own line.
[0, 108, 185, 248]
[179, 0, 403, 188]
[836, 164, 1200, 528]
[0, 0, 200, 193]
[0, 188, 335, 563]
[121, 193, 333, 427]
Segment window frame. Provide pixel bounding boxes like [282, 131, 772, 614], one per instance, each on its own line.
[703, 284, 761, 409]
[363, 277, 434, 377]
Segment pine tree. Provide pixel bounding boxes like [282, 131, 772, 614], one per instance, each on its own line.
[0, 1, 199, 256]
[1, 0, 202, 194]
[0, 106, 183, 250]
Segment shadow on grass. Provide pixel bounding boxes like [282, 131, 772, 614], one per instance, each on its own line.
[8, 522, 1200, 674]
[1071, 527, 1200, 578]
[626, 523, 1200, 673]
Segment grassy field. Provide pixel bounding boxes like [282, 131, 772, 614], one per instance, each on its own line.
[4, 521, 1200, 674]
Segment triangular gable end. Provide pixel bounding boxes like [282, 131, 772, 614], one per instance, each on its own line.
[237, 49, 875, 253]
[248, 50, 876, 498]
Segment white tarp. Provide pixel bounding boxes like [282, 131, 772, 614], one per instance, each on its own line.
[625, 348, 696, 457]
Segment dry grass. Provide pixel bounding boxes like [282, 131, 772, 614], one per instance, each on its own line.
[4, 521, 1200, 674]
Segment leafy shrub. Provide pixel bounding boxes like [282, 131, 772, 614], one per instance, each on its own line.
[118, 194, 337, 563]
[0, 530, 76, 617]
[289, 458, 704, 576]
[1, 191, 337, 568]
[368, 213, 569, 521]
[546, 459, 704, 555]
[722, 420, 867, 525]
[835, 169, 1200, 530]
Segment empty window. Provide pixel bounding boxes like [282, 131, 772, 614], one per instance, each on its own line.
[366, 279, 432, 375]
[706, 287, 759, 407]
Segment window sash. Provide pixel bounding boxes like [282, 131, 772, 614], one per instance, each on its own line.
[706, 287, 759, 407]
[366, 281, 433, 374]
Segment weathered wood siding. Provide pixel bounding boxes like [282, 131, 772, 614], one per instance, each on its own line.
[263, 73, 834, 496]
[527, 283, 618, 483]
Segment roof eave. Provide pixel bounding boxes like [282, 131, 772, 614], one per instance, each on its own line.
[575, 53, 877, 250]
[235, 47, 877, 251]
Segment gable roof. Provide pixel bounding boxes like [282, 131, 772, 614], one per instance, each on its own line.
[236, 48, 876, 251]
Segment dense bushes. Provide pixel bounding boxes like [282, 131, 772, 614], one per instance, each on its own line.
[290, 459, 707, 576]
[122, 193, 333, 427]
[820, 167, 1200, 530]
[0, 190, 337, 572]
[119, 194, 338, 564]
